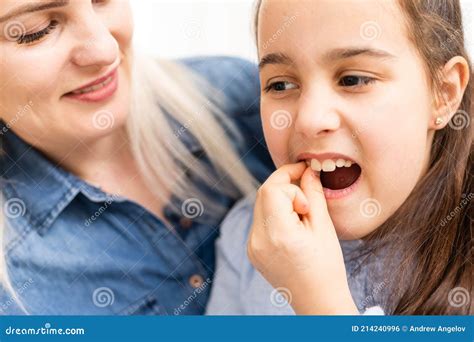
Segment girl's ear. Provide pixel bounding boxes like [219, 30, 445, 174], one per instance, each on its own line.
[431, 56, 470, 129]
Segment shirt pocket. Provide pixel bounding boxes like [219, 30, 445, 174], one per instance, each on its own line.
[120, 294, 162, 315]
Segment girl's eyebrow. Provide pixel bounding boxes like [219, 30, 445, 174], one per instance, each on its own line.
[323, 47, 397, 61]
[259, 47, 396, 70]
[259, 52, 293, 70]
[0, 0, 69, 23]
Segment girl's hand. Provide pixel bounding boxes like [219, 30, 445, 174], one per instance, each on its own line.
[247, 162, 358, 315]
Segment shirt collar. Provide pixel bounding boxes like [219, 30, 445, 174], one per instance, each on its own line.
[0, 126, 114, 233]
[0, 119, 205, 233]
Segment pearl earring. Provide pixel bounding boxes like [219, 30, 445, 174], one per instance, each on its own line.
[435, 117, 444, 125]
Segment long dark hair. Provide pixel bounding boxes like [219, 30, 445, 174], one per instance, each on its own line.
[254, 0, 473, 315]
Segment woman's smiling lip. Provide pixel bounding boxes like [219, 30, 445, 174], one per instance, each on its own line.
[62, 64, 120, 103]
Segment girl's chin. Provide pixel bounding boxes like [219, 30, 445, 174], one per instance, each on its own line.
[335, 228, 367, 241]
[333, 217, 382, 240]
[333, 221, 359, 240]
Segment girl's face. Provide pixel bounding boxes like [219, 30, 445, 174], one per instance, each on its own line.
[0, 0, 133, 151]
[258, 0, 439, 239]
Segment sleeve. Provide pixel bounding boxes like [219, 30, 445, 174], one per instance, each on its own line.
[205, 196, 255, 315]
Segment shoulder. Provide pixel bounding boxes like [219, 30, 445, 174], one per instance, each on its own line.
[175, 56, 274, 183]
[216, 194, 295, 315]
[217, 193, 256, 255]
[179, 55, 258, 87]
[178, 56, 260, 117]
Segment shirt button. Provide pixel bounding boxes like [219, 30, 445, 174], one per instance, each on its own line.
[189, 274, 204, 289]
[180, 217, 193, 229]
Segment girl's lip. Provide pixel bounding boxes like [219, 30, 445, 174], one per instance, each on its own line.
[321, 171, 363, 200]
[63, 69, 119, 103]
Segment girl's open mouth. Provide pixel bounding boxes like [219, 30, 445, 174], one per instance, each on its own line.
[307, 158, 362, 199]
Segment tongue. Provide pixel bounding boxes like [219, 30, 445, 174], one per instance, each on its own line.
[320, 164, 361, 190]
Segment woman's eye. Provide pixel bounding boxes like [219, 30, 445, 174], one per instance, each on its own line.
[339, 75, 375, 88]
[17, 20, 58, 45]
[265, 81, 298, 93]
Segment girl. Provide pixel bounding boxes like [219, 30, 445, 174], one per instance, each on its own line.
[207, 0, 473, 315]
[0, 0, 273, 314]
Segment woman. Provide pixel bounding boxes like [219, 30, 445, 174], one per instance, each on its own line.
[0, 0, 272, 314]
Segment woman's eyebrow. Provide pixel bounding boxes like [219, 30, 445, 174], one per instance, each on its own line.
[0, 0, 69, 23]
[259, 47, 396, 70]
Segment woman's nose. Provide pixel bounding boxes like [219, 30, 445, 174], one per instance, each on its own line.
[294, 85, 341, 138]
[70, 12, 119, 68]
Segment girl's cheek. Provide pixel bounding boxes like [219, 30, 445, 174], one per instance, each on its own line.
[362, 118, 428, 213]
[261, 109, 292, 167]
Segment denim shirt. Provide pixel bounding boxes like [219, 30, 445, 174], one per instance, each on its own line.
[0, 56, 274, 315]
[206, 196, 389, 315]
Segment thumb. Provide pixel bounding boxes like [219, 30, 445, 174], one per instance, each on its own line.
[300, 167, 331, 227]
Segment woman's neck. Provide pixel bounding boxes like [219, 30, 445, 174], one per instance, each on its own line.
[47, 127, 132, 185]
[42, 128, 171, 220]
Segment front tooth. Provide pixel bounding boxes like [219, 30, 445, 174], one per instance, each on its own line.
[344, 160, 353, 167]
[310, 159, 322, 171]
[322, 159, 336, 172]
[336, 159, 346, 168]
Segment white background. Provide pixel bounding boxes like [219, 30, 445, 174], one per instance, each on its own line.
[130, 0, 474, 63]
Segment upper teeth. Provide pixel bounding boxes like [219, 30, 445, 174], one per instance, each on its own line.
[71, 75, 113, 95]
[309, 158, 353, 172]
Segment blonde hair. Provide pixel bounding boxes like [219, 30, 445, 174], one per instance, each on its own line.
[0, 53, 258, 311]
[129, 53, 257, 218]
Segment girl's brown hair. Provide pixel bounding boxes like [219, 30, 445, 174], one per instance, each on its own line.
[254, 0, 473, 315]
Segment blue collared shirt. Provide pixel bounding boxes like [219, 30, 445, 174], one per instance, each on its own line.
[0, 56, 274, 315]
[206, 196, 388, 315]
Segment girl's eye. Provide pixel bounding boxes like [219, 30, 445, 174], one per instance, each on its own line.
[17, 20, 58, 45]
[339, 75, 375, 88]
[264, 81, 298, 93]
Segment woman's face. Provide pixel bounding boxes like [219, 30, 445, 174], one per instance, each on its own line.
[258, 0, 438, 239]
[0, 0, 133, 151]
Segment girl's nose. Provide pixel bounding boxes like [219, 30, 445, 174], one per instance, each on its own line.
[294, 85, 341, 138]
[70, 12, 119, 68]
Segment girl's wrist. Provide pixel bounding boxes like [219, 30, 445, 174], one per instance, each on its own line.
[290, 283, 359, 315]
